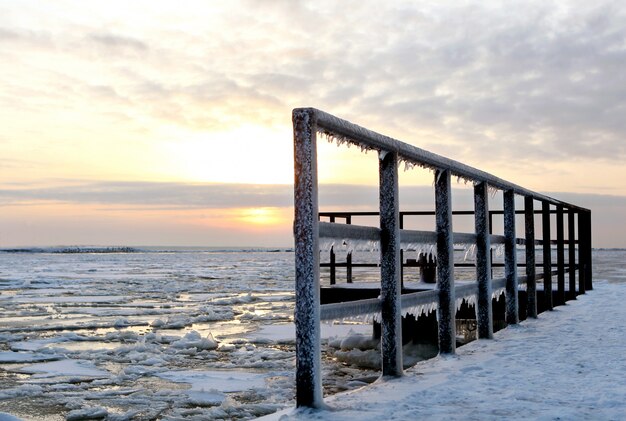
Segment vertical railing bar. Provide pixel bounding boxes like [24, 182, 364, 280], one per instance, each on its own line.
[400, 214, 404, 289]
[292, 109, 322, 407]
[542, 201, 553, 311]
[346, 215, 353, 283]
[568, 209, 576, 299]
[504, 189, 519, 324]
[329, 216, 336, 285]
[488, 211, 494, 279]
[556, 205, 565, 305]
[584, 211, 593, 291]
[329, 246, 336, 286]
[474, 182, 493, 338]
[379, 150, 403, 376]
[577, 211, 586, 295]
[525, 196, 537, 318]
[435, 169, 455, 354]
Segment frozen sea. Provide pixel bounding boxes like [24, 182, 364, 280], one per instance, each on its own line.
[0, 248, 624, 420]
[0, 247, 383, 420]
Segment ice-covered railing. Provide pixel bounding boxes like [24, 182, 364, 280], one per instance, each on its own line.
[293, 107, 593, 408]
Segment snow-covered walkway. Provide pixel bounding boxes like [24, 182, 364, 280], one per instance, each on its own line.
[266, 281, 626, 420]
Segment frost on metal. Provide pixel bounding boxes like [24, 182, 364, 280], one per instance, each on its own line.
[492, 288, 506, 299]
[378, 150, 403, 376]
[319, 239, 380, 254]
[435, 169, 456, 355]
[402, 302, 438, 318]
[456, 295, 477, 312]
[504, 190, 519, 325]
[292, 108, 323, 407]
[319, 129, 376, 155]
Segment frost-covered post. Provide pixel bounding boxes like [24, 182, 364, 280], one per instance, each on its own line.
[379, 150, 403, 376]
[542, 201, 553, 311]
[503, 190, 519, 324]
[556, 205, 565, 304]
[435, 169, 455, 354]
[292, 108, 322, 408]
[577, 211, 586, 295]
[568, 209, 576, 299]
[525, 196, 537, 318]
[582, 211, 593, 291]
[474, 181, 493, 339]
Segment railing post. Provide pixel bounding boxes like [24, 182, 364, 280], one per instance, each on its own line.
[583, 211, 593, 291]
[556, 205, 565, 305]
[379, 150, 403, 376]
[346, 215, 353, 283]
[400, 213, 404, 289]
[525, 196, 537, 318]
[474, 182, 493, 338]
[568, 209, 576, 299]
[542, 201, 553, 311]
[292, 109, 322, 408]
[329, 246, 336, 286]
[577, 211, 586, 295]
[435, 169, 455, 354]
[504, 189, 519, 324]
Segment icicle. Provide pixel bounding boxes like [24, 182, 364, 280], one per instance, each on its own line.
[491, 288, 505, 299]
[464, 244, 477, 261]
[455, 295, 477, 312]
[318, 129, 375, 155]
[488, 185, 499, 199]
[319, 239, 336, 253]
[402, 302, 438, 318]
[491, 243, 505, 257]
[378, 150, 389, 160]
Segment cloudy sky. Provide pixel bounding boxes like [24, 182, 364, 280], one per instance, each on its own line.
[1, 0, 625, 247]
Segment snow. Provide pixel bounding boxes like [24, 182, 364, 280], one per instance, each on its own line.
[0, 351, 61, 363]
[262, 280, 626, 420]
[16, 359, 109, 379]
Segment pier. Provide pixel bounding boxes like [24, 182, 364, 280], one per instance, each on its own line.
[292, 107, 593, 408]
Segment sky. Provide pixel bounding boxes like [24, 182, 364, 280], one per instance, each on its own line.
[1, 0, 626, 247]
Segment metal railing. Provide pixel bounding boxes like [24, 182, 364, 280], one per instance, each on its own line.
[293, 107, 592, 408]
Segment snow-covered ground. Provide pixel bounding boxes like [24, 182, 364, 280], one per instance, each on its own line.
[264, 257, 626, 420]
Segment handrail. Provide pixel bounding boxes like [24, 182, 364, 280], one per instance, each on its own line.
[310, 108, 589, 212]
[292, 107, 593, 408]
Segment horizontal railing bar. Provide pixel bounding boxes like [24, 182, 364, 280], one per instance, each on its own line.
[492, 277, 507, 290]
[320, 297, 381, 321]
[454, 232, 477, 244]
[307, 107, 589, 211]
[456, 283, 478, 299]
[318, 222, 380, 242]
[321, 209, 584, 218]
[400, 290, 439, 309]
[322, 262, 373, 267]
[491, 234, 506, 245]
[400, 229, 437, 244]
[319, 268, 575, 321]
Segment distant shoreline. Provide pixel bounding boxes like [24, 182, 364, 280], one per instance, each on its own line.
[0, 246, 295, 254]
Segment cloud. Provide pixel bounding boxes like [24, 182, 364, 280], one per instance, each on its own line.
[88, 33, 148, 52]
[2, 1, 626, 181]
[0, 182, 293, 209]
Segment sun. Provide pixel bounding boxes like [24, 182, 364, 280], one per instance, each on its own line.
[162, 125, 294, 185]
[237, 207, 283, 226]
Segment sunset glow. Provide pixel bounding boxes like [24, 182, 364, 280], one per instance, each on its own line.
[2, 1, 626, 247]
